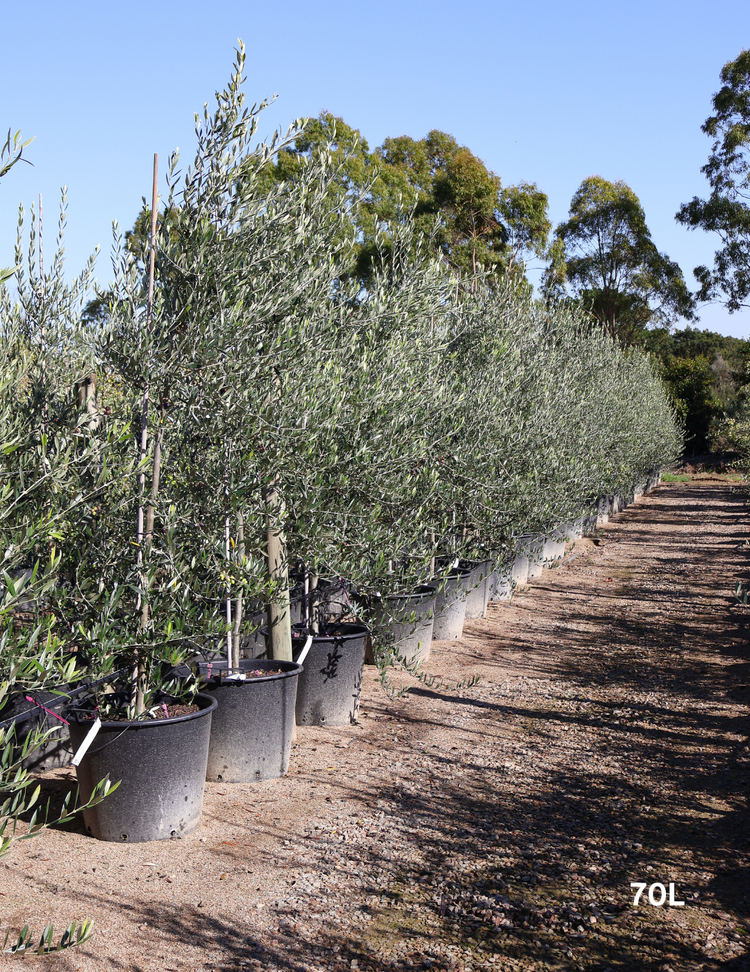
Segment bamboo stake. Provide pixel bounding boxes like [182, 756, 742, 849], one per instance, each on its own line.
[303, 565, 310, 628]
[133, 153, 159, 714]
[39, 194, 47, 432]
[225, 510, 232, 666]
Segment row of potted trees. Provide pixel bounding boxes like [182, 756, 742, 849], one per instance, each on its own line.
[0, 47, 681, 844]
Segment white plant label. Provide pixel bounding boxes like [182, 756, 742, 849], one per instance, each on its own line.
[630, 882, 685, 907]
[296, 635, 314, 666]
[71, 716, 102, 766]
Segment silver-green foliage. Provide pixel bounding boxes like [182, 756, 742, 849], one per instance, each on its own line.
[1, 45, 682, 695]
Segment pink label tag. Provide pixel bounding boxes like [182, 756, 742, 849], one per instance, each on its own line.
[25, 696, 70, 725]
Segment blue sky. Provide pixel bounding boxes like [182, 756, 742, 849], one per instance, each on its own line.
[2, 0, 749, 337]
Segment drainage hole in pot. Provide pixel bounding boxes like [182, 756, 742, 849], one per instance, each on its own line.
[255, 770, 261, 779]
[217, 774, 223, 782]
[121, 833, 128, 841]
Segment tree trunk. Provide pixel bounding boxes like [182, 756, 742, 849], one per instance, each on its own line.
[231, 512, 244, 669]
[263, 482, 292, 661]
[309, 572, 320, 636]
[136, 420, 163, 713]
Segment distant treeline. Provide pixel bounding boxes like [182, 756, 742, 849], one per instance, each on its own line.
[641, 326, 750, 455]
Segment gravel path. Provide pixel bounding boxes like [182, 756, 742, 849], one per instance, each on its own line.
[4, 478, 750, 972]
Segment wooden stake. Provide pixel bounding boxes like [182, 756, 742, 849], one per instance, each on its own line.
[134, 153, 159, 714]
[39, 194, 48, 430]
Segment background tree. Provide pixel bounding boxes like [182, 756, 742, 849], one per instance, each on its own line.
[642, 325, 750, 444]
[676, 49, 750, 312]
[659, 355, 719, 454]
[379, 131, 550, 285]
[497, 181, 552, 276]
[547, 176, 696, 343]
[270, 111, 411, 283]
[270, 115, 552, 288]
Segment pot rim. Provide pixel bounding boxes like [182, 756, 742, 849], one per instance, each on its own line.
[291, 623, 369, 643]
[198, 658, 303, 686]
[66, 690, 218, 729]
[379, 584, 437, 604]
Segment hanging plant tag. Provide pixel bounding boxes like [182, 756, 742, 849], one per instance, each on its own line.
[71, 716, 102, 766]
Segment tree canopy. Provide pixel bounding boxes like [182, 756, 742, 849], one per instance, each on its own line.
[676, 48, 750, 312]
[268, 113, 551, 288]
[545, 176, 696, 343]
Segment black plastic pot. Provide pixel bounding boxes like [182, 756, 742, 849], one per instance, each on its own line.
[312, 578, 352, 620]
[238, 588, 304, 661]
[582, 512, 598, 536]
[545, 528, 566, 563]
[198, 659, 302, 783]
[565, 518, 584, 541]
[67, 691, 217, 843]
[432, 567, 472, 640]
[368, 585, 436, 664]
[511, 553, 529, 588]
[488, 559, 513, 601]
[291, 624, 367, 726]
[464, 559, 494, 620]
[517, 534, 544, 579]
[240, 609, 269, 660]
[541, 535, 558, 565]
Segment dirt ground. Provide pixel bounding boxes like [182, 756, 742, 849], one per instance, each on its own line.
[4, 478, 750, 972]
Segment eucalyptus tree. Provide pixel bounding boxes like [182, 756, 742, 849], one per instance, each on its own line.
[677, 49, 750, 313]
[548, 176, 696, 344]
